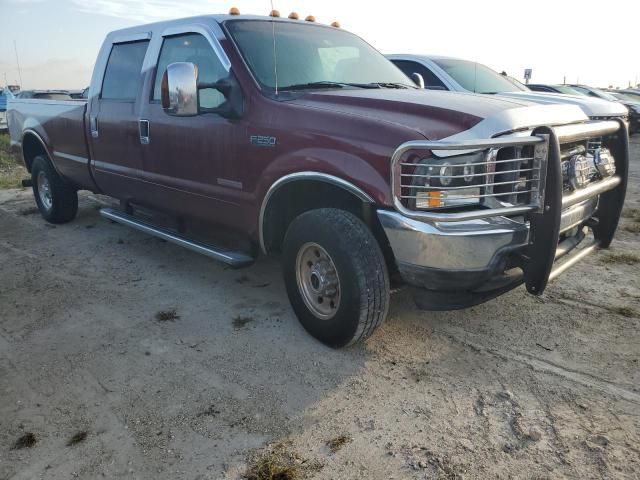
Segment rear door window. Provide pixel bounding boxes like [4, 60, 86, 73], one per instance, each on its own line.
[101, 40, 150, 100]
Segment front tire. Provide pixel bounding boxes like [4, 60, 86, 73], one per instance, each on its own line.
[31, 155, 78, 224]
[282, 208, 390, 347]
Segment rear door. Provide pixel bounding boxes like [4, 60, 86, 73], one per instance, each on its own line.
[89, 36, 150, 200]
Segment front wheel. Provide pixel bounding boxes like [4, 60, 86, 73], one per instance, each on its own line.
[282, 208, 390, 347]
[31, 155, 78, 224]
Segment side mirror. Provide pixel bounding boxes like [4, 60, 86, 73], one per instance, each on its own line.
[161, 61, 244, 119]
[161, 62, 199, 116]
[411, 72, 425, 89]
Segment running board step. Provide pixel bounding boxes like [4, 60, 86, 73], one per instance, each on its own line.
[100, 208, 254, 268]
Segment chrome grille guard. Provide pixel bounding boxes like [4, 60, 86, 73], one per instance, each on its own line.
[391, 120, 623, 223]
[391, 136, 549, 222]
[390, 119, 628, 295]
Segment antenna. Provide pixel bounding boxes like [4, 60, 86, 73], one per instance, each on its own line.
[13, 40, 23, 88]
[270, 0, 279, 95]
[473, 62, 477, 93]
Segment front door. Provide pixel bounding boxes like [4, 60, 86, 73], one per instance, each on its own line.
[89, 38, 151, 200]
[138, 31, 244, 228]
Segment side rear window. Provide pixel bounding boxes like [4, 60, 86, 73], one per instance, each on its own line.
[392, 60, 447, 90]
[102, 40, 150, 100]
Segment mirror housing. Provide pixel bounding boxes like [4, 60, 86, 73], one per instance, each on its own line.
[199, 76, 244, 119]
[161, 62, 244, 119]
[411, 72, 425, 89]
[161, 62, 199, 116]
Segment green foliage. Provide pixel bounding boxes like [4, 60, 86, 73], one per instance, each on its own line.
[0, 133, 27, 189]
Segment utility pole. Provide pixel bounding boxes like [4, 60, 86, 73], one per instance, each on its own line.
[13, 40, 23, 88]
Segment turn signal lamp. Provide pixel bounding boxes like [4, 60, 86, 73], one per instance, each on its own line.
[270, 10, 280, 17]
[229, 7, 240, 15]
[289, 12, 299, 19]
[305, 15, 316, 22]
[416, 191, 443, 209]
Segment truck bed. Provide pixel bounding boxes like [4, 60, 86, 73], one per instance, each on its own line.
[8, 98, 94, 189]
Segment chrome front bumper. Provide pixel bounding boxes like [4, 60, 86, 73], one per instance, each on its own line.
[378, 196, 599, 291]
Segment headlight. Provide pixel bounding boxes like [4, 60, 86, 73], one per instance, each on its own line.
[409, 152, 485, 209]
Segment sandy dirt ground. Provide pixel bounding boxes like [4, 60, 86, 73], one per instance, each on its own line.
[0, 137, 639, 480]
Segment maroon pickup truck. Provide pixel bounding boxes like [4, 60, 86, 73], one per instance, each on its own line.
[8, 13, 628, 347]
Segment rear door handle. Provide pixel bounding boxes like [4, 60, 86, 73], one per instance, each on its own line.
[139, 119, 150, 145]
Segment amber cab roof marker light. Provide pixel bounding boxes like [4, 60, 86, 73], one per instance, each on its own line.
[305, 15, 316, 22]
[288, 12, 299, 19]
[331, 21, 341, 28]
[269, 9, 280, 17]
[229, 7, 240, 15]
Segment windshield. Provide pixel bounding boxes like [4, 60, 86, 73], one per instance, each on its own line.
[431, 58, 528, 94]
[612, 93, 640, 104]
[620, 91, 640, 101]
[552, 85, 585, 95]
[570, 85, 618, 102]
[593, 89, 618, 102]
[225, 20, 414, 91]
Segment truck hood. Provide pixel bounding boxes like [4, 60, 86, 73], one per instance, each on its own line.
[495, 91, 627, 117]
[290, 89, 588, 140]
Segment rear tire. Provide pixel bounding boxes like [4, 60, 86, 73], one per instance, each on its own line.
[31, 155, 78, 224]
[282, 208, 390, 347]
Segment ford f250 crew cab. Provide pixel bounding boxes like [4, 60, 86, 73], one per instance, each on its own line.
[8, 13, 629, 347]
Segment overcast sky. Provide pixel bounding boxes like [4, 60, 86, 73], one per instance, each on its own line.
[1, 0, 638, 90]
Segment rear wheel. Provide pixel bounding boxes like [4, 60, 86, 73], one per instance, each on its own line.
[31, 156, 78, 224]
[282, 208, 390, 347]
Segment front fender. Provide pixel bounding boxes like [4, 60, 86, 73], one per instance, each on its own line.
[255, 147, 392, 208]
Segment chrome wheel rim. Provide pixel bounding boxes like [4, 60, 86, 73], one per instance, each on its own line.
[295, 242, 341, 320]
[37, 171, 53, 211]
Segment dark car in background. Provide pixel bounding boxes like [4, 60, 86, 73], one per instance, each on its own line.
[609, 92, 640, 134]
[618, 90, 640, 101]
[529, 84, 637, 134]
[15, 90, 73, 100]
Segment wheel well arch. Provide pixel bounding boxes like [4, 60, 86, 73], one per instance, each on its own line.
[21, 130, 49, 173]
[259, 174, 397, 274]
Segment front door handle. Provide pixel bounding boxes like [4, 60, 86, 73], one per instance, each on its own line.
[139, 119, 150, 145]
[90, 116, 99, 138]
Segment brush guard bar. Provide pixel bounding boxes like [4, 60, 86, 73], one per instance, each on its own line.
[389, 119, 629, 299]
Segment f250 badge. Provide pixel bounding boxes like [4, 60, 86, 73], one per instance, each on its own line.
[250, 135, 277, 147]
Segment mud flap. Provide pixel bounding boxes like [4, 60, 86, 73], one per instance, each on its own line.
[523, 128, 562, 295]
[593, 121, 629, 248]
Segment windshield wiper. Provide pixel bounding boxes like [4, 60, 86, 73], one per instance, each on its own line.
[369, 82, 415, 89]
[281, 81, 380, 91]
